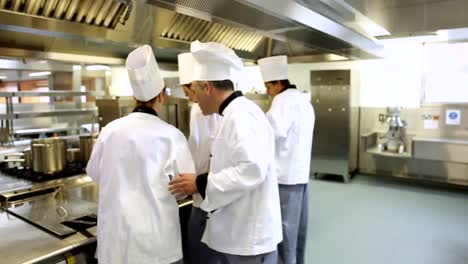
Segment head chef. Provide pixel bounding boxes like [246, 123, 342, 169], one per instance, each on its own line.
[169, 41, 283, 264]
[189, 41, 243, 115]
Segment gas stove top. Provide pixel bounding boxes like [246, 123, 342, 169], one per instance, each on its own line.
[0, 163, 85, 182]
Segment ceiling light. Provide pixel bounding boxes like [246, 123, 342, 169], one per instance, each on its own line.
[73, 65, 82, 70]
[86, 65, 110, 71]
[29, 71, 51, 77]
[375, 32, 442, 45]
[0, 76, 6, 80]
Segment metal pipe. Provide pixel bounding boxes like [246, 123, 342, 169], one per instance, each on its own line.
[266, 38, 273, 57]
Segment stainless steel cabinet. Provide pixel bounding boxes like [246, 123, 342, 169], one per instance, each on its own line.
[310, 70, 358, 182]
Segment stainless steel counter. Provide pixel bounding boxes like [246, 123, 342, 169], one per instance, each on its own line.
[0, 182, 98, 264]
[0, 173, 193, 263]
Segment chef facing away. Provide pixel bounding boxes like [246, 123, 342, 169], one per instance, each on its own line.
[87, 45, 195, 264]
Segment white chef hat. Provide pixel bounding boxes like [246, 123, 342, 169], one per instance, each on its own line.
[258, 55, 288, 83]
[126, 45, 165, 102]
[178, 52, 195, 85]
[190, 41, 244, 82]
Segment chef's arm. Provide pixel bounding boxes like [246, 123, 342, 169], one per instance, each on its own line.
[175, 135, 196, 176]
[195, 172, 208, 198]
[86, 135, 103, 183]
[266, 100, 290, 139]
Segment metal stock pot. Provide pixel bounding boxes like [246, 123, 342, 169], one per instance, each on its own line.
[79, 134, 98, 163]
[31, 138, 67, 174]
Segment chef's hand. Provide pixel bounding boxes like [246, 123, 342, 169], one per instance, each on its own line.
[169, 173, 198, 198]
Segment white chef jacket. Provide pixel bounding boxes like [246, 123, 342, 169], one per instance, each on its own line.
[266, 87, 315, 185]
[187, 103, 220, 208]
[200, 94, 282, 256]
[86, 111, 195, 264]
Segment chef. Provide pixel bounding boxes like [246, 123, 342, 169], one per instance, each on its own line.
[258, 55, 315, 264]
[87, 45, 195, 264]
[169, 41, 282, 264]
[178, 52, 221, 264]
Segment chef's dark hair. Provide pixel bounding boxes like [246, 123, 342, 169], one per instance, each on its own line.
[210, 80, 234, 91]
[266, 79, 290, 87]
[135, 87, 166, 106]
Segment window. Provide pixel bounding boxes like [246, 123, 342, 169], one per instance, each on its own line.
[423, 42, 468, 103]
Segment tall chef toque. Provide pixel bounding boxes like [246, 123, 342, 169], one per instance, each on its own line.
[126, 45, 165, 102]
[258, 55, 288, 83]
[190, 41, 244, 82]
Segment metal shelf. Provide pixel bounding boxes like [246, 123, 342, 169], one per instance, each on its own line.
[366, 146, 412, 159]
[14, 127, 82, 136]
[0, 91, 104, 97]
[0, 109, 97, 119]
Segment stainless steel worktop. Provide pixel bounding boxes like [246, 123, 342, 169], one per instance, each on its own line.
[0, 173, 193, 263]
[0, 182, 98, 264]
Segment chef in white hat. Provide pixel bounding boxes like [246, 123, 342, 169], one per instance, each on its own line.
[178, 52, 221, 264]
[87, 45, 195, 264]
[169, 41, 282, 264]
[258, 55, 315, 264]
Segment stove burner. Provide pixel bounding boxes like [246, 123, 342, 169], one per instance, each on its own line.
[1, 163, 85, 182]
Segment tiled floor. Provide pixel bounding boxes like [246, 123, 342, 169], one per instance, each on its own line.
[305, 175, 468, 264]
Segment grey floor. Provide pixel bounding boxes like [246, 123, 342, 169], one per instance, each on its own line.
[305, 175, 468, 264]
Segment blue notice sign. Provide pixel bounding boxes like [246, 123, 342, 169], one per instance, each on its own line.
[446, 109, 461, 125]
[449, 112, 458, 120]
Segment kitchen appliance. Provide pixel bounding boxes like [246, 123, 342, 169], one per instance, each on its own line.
[67, 148, 81, 163]
[1, 152, 25, 169]
[0, 164, 84, 183]
[379, 107, 407, 153]
[79, 135, 98, 163]
[31, 138, 67, 174]
[310, 70, 359, 183]
[24, 148, 32, 168]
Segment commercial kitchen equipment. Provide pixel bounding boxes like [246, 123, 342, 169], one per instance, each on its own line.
[31, 137, 67, 174]
[96, 96, 191, 137]
[79, 134, 98, 163]
[0, 91, 99, 146]
[310, 70, 358, 183]
[67, 148, 81, 163]
[380, 107, 407, 154]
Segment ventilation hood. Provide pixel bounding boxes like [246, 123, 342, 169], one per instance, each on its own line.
[0, 0, 130, 28]
[0, 0, 386, 65]
[148, 0, 385, 59]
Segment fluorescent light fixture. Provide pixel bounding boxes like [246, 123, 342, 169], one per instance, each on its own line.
[0, 76, 6, 80]
[86, 65, 110, 71]
[73, 65, 82, 70]
[376, 32, 443, 45]
[29, 71, 51, 77]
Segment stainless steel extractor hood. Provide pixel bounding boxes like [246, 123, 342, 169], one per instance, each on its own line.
[159, 12, 265, 53]
[147, 0, 385, 59]
[0, 0, 130, 28]
[0, 0, 384, 64]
